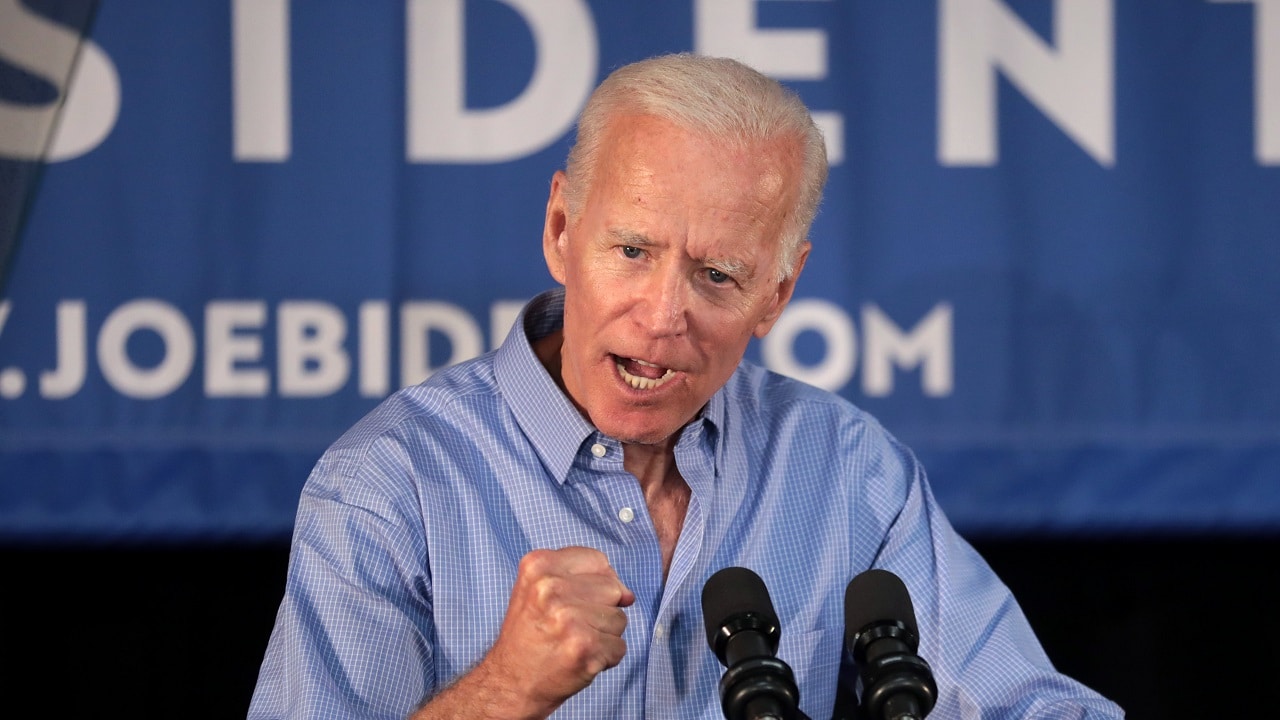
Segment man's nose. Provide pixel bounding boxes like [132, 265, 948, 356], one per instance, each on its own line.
[637, 270, 690, 337]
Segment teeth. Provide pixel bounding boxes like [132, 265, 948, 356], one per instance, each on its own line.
[616, 359, 676, 390]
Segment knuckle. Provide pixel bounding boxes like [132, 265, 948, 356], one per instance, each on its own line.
[560, 631, 594, 665]
[519, 548, 553, 576]
[530, 574, 565, 609]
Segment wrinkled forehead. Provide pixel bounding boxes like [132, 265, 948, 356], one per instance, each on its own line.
[593, 113, 802, 205]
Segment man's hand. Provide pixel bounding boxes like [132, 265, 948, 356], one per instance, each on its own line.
[486, 546, 636, 714]
[413, 546, 635, 719]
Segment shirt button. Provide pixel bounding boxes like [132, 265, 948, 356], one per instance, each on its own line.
[618, 507, 635, 523]
[591, 443, 607, 458]
[654, 625, 665, 638]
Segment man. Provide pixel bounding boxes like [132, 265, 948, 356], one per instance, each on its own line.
[250, 54, 1122, 719]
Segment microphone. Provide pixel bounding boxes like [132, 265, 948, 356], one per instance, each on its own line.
[843, 569, 937, 720]
[701, 566, 804, 720]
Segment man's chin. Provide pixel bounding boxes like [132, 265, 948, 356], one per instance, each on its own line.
[593, 411, 686, 447]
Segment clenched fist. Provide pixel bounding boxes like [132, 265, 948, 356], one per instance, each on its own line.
[488, 547, 635, 710]
[414, 546, 636, 719]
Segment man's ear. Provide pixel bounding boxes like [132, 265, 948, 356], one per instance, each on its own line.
[543, 171, 570, 284]
[753, 241, 811, 338]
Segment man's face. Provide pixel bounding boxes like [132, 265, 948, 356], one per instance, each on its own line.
[542, 113, 809, 446]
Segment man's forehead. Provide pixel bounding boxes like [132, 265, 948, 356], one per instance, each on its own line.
[622, 123, 794, 200]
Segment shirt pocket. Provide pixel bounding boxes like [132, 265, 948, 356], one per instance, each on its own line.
[776, 626, 845, 719]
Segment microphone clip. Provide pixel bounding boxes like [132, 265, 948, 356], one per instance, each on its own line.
[718, 655, 800, 720]
[850, 621, 937, 720]
[711, 610, 802, 719]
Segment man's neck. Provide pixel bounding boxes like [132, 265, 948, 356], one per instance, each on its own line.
[624, 439, 691, 578]
[621, 436, 679, 491]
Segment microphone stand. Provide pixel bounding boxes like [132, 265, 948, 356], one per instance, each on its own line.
[716, 629, 811, 720]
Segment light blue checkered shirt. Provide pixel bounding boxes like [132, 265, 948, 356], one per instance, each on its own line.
[249, 288, 1122, 719]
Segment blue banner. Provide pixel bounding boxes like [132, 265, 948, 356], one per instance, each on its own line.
[1, 0, 1277, 540]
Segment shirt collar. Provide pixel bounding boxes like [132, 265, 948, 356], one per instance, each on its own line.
[495, 287, 726, 484]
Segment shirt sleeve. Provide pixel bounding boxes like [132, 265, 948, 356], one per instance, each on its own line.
[247, 445, 436, 720]
[864, 430, 1125, 719]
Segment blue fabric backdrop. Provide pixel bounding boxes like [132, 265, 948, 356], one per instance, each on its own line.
[1, 0, 1277, 540]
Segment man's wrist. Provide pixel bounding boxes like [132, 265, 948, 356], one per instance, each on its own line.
[408, 655, 556, 720]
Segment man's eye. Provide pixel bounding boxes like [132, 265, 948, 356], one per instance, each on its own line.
[707, 269, 730, 284]
[621, 246, 643, 259]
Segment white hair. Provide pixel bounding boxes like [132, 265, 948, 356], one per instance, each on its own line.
[563, 53, 828, 281]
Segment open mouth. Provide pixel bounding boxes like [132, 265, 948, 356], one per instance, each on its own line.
[614, 356, 676, 391]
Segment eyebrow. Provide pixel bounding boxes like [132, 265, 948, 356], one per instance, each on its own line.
[607, 228, 756, 280]
[608, 228, 652, 246]
[707, 256, 751, 279]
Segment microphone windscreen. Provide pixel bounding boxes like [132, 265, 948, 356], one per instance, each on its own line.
[843, 568, 919, 640]
[701, 566, 778, 649]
